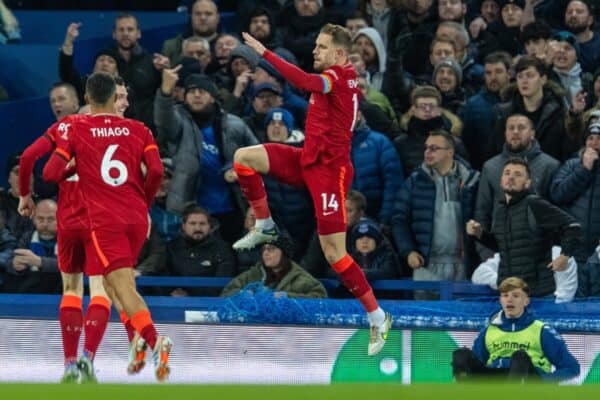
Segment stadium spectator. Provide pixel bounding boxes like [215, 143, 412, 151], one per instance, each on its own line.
[49, 82, 80, 121]
[166, 204, 236, 296]
[432, 58, 466, 115]
[439, 0, 468, 23]
[395, 85, 463, 175]
[476, 0, 525, 58]
[59, 22, 119, 103]
[436, 21, 484, 94]
[520, 20, 553, 67]
[4, 199, 60, 294]
[353, 27, 386, 91]
[550, 30, 593, 108]
[239, 83, 284, 142]
[359, 0, 392, 49]
[550, 123, 600, 267]
[472, 247, 578, 303]
[349, 218, 398, 281]
[452, 277, 580, 382]
[467, 157, 582, 297]
[0, 153, 33, 242]
[0, 211, 16, 292]
[347, 48, 397, 123]
[108, 13, 162, 131]
[475, 114, 559, 252]
[564, 0, 600, 74]
[351, 109, 404, 226]
[181, 36, 212, 71]
[279, 0, 328, 71]
[460, 51, 512, 170]
[221, 44, 261, 105]
[221, 233, 326, 299]
[149, 159, 182, 243]
[206, 33, 241, 92]
[235, 208, 262, 274]
[154, 70, 258, 243]
[344, 9, 368, 39]
[392, 130, 479, 299]
[243, 6, 283, 50]
[489, 56, 578, 162]
[161, 0, 220, 64]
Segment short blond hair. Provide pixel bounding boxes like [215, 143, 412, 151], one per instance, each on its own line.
[498, 277, 530, 295]
[320, 23, 353, 53]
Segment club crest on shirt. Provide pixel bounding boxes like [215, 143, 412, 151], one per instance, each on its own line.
[58, 123, 71, 139]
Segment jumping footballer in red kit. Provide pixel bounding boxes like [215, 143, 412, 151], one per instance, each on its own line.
[42, 72, 173, 382]
[233, 24, 391, 356]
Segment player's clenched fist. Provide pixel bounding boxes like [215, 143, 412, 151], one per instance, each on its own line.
[160, 64, 182, 96]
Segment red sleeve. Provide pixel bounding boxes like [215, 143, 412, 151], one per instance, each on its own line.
[42, 131, 73, 183]
[141, 130, 163, 208]
[19, 135, 54, 196]
[263, 50, 330, 93]
[42, 149, 70, 183]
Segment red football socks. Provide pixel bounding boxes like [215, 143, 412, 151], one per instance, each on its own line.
[83, 296, 111, 360]
[131, 310, 157, 349]
[332, 254, 379, 312]
[59, 295, 83, 366]
[119, 311, 136, 342]
[234, 162, 270, 219]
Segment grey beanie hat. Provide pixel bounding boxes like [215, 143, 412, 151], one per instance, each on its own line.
[230, 44, 260, 71]
[433, 58, 463, 87]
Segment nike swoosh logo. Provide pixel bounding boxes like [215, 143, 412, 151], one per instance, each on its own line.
[323, 211, 336, 216]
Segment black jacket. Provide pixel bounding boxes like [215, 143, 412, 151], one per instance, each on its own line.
[479, 192, 582, 297]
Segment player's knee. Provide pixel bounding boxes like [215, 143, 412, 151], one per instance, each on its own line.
[61, 273, 83, 295]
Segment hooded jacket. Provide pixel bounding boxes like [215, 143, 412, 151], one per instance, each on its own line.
[471, 308, 580, 381]
[355, 27, 387, 91]
[221, 260, 327, 299]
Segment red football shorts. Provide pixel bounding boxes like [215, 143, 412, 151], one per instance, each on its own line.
[265, 143, 353, 235]
[57, 228, 104, 276]
[90, 223, 147, 275]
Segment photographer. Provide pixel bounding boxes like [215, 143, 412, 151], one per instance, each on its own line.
[550, 122, 600, 267]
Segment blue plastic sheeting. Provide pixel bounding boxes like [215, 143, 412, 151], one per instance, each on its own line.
[213, 283, 600, 333]
[2, 285, 599, 333]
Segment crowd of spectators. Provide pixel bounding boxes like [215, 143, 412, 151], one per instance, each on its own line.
[2, 0, 600, 301]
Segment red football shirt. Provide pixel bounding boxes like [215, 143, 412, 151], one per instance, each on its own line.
[262, 51, 361, 167]
[45, 119, 89, 231]
[49, 114, 161, 229]
[302, 63, 361, 166]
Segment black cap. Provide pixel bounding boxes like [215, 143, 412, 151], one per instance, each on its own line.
[177, 57, 203, 88]
[6, 152, 20, 175]
[184, 74, 220, 100]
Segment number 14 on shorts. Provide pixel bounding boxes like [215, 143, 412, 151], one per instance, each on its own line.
[320, 193, 339, 216]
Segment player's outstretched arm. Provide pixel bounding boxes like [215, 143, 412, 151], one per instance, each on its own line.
[19, 136, 54, 197]
[242, 32, 328, 94]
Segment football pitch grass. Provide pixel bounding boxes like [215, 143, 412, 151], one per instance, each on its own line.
[2, 383, 599, 400]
